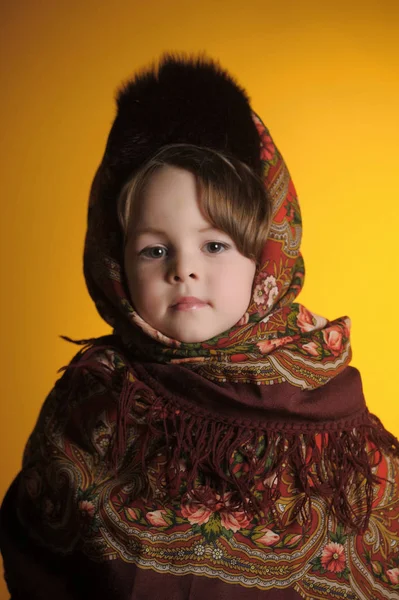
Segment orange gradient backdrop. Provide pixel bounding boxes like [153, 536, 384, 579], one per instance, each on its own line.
[1, 1, 398, 596]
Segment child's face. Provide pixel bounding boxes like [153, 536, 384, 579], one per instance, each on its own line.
[124, 165, 256, 343]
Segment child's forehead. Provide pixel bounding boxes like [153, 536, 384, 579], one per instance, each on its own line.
[141, 164, 196, 195]
[132, 167, 209, 225]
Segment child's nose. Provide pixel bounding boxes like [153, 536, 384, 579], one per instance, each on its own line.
[167, 254, 199, 283]
[172, 272, 197, 282]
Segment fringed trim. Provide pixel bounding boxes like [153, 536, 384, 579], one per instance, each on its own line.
[112, 370, 399, 535]
[57, 336, 399, 535]
[57, 336, 116, 392]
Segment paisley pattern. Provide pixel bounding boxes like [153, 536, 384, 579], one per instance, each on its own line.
[18, 348, 399, 599]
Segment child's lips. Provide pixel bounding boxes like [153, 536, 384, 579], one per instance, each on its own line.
[171, 296, 208, 311]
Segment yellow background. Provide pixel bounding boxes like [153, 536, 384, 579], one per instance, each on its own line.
[1, 0, 398, 596]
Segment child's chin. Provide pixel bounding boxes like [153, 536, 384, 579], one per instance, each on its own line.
[164, 316, 239, 344]
[172, 332, 211, 344]
[169, 328, 231, 344]
[167, 326, 220, 344]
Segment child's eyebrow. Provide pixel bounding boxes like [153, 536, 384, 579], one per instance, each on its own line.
[134, 226, 220, 235]
[134, 227, 166, 235]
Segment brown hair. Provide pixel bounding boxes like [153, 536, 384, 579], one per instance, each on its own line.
[117, 143, 272, 262]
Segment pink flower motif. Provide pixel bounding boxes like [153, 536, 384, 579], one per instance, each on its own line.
[302, 341, 319, 356]
[321, 542, 346, 573]
[181, 498, 213, 526]
[253, 275, 279, 310]
[126, 507, 141, 520]
[254, 283, 267, 306]
[220, 510, 251, 533]
[257, 340, 275, 354]
[322, 326, 343, 356]
[387, 567, 399, 585]
[284, 534, 302, 547]
[182, 491, 251, 533]
[146, 509, 168, 527]
[257, 336, 293, 354]
[79, 500, 95, 519]
[297, 306, 327, 333]
[263, 275, 279, 308]
[237, 312, 250, 326]
[256, 528, 280, 546]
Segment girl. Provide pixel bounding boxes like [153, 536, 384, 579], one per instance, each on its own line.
[1, 54, 399, 600]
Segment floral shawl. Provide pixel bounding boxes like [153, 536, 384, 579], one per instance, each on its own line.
[1, 65, 399, 599]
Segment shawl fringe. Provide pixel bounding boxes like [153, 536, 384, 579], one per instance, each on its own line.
[60, 336, 399, 535]
[123, 377, 399, 534]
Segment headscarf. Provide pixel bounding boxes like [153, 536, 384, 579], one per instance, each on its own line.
[82, 56, 351, 390]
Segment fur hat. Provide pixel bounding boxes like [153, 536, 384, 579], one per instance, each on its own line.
[99, 52, 262, 203]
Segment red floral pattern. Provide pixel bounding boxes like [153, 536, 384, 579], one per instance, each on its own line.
[387, 567, 399, 584]
[323, 325, 345, 356]
[257, 336, 294, 354]
[181, 497, 213, 526]
[78, 500, 95, 519]
[297, 306, 327, 333]
[321, 542, 346, 573]
[252, 527, 280, 546]
[302, 341, 319, 356]
[146, 510, 169, 527]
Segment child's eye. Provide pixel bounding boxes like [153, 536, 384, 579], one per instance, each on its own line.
[204, 242, 229, 254]
[139, 246, 168, 259]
